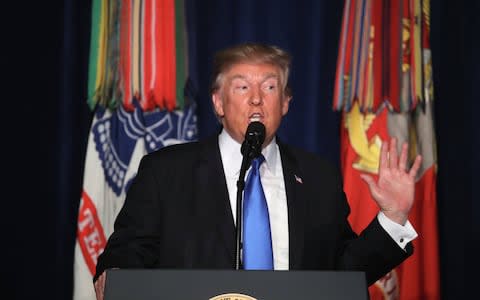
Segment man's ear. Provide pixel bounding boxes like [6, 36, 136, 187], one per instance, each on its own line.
[281, 95, 292, 116]
[212, 92, 225, 117]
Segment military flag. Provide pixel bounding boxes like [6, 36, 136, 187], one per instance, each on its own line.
[333, 0, 439, 299]
[73, 1, 197, 299]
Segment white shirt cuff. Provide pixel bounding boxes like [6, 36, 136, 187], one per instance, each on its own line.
[377, 212, 418, 250]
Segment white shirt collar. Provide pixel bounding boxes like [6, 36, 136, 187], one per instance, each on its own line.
[218, 128, 279, 177]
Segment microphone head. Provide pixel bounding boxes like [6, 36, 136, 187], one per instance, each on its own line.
[241, 121, 266, 158]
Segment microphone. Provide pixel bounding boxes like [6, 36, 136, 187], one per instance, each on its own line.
[235, 121, 266, 270]
[241, 121, 266, 160]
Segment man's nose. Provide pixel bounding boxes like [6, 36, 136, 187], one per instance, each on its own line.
[250, 87, 263, 105]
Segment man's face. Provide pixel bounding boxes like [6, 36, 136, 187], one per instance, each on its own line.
[212, 63, 291, 146]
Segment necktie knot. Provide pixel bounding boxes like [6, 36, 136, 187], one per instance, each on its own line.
[251, 155, 265, 171]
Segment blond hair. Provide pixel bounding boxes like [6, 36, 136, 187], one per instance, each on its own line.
[210, 43, 292, 97]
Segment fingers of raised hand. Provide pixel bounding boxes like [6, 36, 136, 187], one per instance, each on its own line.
[381, 138, 411, 172]
[389, 137, 398, 168]
[399, 142, 409, 171]
[409, 155, 422, 179]
[380, 140, 389, 171]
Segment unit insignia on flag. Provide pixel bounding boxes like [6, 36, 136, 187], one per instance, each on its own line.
[345, 102, 382, 174]
[93, 102, 197, 196]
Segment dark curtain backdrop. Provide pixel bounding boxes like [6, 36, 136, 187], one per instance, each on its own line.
[186, 0, 343, 164]
[4, 0, 477, 299]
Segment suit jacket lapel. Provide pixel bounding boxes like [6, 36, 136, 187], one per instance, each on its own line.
[194, 135, 235, 265]
[278, 141, 306, 269]
[193, 136, 306, 268]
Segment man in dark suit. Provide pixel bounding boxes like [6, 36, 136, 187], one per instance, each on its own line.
[94, 43, 421, 299]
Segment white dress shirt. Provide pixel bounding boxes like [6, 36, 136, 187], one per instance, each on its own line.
[219, 129, 289, 270]
[218, 129, 417, 270]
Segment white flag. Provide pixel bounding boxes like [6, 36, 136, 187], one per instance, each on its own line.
[73, 103, 197, 300]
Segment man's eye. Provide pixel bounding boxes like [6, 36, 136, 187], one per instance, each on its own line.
[235, 85, 248, 91]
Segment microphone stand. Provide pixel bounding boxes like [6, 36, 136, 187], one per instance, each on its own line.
[234, 150, 252, 270]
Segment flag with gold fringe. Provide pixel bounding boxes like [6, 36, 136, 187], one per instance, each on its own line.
[74, 1, 197, 299]
[333, 0, 439, 299]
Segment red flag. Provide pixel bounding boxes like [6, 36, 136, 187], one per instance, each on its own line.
[110, 0, 183, 112]
[334, 0, 440, 299]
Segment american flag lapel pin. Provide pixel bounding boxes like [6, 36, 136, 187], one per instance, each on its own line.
[294, 174, 303, 184]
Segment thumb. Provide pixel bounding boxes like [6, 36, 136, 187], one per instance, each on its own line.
[360, 174, 383, 206]
[359, 174, 376, 190]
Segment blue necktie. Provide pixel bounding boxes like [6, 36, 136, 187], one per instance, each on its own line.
[243, 155, 273, 270]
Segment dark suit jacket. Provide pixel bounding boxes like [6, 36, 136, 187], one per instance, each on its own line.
[95, 135, 412, 285]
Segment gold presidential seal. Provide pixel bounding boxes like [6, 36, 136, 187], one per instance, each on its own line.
[209, 293, 257, 300]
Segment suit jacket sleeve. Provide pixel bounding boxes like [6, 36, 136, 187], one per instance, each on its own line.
[94, 153, 166, 282]
[325, 163, 413, 285]
[335, 190, 413, 285]
[282, 143, 412, 286]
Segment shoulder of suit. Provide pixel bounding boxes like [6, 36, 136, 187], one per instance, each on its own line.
[143, 140, 200, 162]
[141, 136, 217, 165]
[279, 142, 339, 174]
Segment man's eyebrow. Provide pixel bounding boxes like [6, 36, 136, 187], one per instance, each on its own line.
[262, 73, 280, 82]
[228, 73, 279, 81]
[229, 74, 247, 81]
